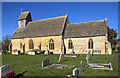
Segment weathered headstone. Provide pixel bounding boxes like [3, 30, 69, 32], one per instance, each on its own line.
[0, 65, 12, 77]
[78, 66, 83, 76]
[45, 45, 49, 55]
[80, 60, 83, 64]
[28, 51, 36, 55]
[12, 49, 20, 55]
[42, 59, 50, 67]
[73, 68, 78, 78]
[71, 46, 74, 54]
[58, 53, 64, 62]
[86, 51, 90, 64]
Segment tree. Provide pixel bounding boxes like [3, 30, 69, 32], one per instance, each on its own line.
[107, 26, 117, 45]
[2, 35, 11, 51]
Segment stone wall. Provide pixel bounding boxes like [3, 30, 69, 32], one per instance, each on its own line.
[64, 36, 107, 54]
[18, 20, 26, 28]
[105, 41, 112, 54]
[11, 35, 63, 54]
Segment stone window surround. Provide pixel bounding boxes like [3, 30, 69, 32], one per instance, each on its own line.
[88, 38, 93, 49]
[68, 39, 73, 49]
[49, 39, 54, 50]
[29, 39, 34, 49]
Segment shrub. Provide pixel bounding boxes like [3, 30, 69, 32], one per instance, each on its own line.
[20, 52, 26, 55]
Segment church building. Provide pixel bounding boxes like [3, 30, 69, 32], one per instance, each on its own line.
[10, 11, 112, 54]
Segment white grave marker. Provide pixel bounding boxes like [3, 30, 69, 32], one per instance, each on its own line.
[0, 65, 12, 77]
[73, 68, 78, 78]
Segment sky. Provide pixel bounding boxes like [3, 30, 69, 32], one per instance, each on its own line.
[1, 2, 119, 40]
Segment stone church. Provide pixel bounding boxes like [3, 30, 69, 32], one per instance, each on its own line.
[10, 11, 112, 54]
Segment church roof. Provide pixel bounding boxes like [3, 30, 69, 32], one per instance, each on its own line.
[64, 20, 107, 38]
[18, 11, 30, 21]
[12, 15, 67, 39]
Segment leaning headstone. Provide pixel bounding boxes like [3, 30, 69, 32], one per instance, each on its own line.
[78, 66, 83, 76]
[42, 59, 50, 67]
[86, 51, 90, 64]
[73, 68, 78, 78]
[58, 53, 64, 62]
[0, 65, 12, 77]
[71, 46, 74, 54]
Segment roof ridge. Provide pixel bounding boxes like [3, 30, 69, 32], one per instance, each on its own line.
[31, 15, 66, 23]
[21, 11, 30, 14]
[68, 20, 105, 25]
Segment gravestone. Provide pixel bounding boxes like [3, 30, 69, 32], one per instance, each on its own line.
[42, 59, 50, 67]
[78, 66, 83, 76]
[0, 65, 12, 77]
[58, 53, 64, 62]
[12, 49, 20, 55]
[28, 51, 36, 55]
[71, 46, 74, 54]
[73, 68, 78, 78]
[45, 45, 49, 55]
[80, 60, 83, 64]
[86, 51, 90, 64]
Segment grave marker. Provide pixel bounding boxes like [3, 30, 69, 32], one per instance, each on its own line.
[45, 45, 49, 55]
[78, 66, 83, 76]
[42, 59, 50, 67]
[0, 65, 12, 77]
[58, 53, 64, 62]
[73, 68, 78, 78]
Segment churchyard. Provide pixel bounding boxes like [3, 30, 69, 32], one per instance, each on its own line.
[1, 52, 119, 77]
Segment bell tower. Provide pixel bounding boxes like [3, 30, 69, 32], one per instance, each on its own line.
[18, 11, 32, 28]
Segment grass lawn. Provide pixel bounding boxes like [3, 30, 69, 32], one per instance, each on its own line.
[2, 53, 119, 77]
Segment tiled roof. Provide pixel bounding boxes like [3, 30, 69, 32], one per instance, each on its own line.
[64, 20, 107, 38]
[18, 11, 30, 21]
[12, 15, 67, 39]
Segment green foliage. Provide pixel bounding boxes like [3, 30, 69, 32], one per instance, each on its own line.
[20, 52, 27, 55]
[107, 26, 117, 45]
[2, 54, 118, 76]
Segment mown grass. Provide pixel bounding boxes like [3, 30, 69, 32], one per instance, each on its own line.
[2, 54, 119, 76]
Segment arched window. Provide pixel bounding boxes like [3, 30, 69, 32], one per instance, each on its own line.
[68, 39, 73, 49]
[49, 39, 54, 50]
[20, 43, 22, 49]
[29, 40, 34, 49]
[88, 38, 93, 49]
